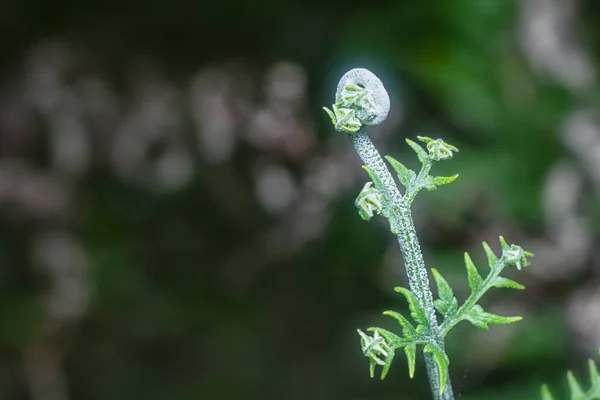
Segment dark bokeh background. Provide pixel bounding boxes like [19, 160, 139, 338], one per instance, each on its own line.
[1, 0, 599, 399]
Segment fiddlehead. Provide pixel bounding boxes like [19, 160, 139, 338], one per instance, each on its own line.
[323, 68, 390, 132]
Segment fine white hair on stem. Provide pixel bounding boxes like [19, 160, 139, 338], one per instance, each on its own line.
[336, 68, 390, 126]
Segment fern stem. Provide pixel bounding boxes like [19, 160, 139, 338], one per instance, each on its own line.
[348, 128, 455, 400]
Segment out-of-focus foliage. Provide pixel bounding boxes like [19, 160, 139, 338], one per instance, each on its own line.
[0, 0, 599, 399]
[542, 351, 600, 400]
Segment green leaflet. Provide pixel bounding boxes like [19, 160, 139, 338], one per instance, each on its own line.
[541, 385, 555, 400]
[323, 106, 336, 125]
[464, 252, 483, 292]
[426, 175, 459, 191]
[394, 286, 429, 327]
[431, 269, 458, 317]
[385, 155, 416, 189]
[492, 276, 525, 290]
[438, 238, 529, 336]
[405, 138, 429, 163]
[542, 352, 600, 400]
[568, 371, 587, 399]
[424, 343, 450, 395]
[383, 310, 417, 337]
[463, 304, 522, 330]
[482, 241, 498, 270]
[404, 344, 417, 378]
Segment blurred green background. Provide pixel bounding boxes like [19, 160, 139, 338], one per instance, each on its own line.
[1, 0, 599, 399]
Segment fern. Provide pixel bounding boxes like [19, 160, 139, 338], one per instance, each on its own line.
[542, 351, 600, 400]
[324, 68, 534, 400]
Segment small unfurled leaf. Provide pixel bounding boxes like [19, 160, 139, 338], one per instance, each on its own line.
[383, 311, 417, 337]
[424, 344, 450, 395]
[431, 269, 458, 317]
[464, 305, 522, 330]
[430, 175, 459, 188]
[394, 287, 429, 327]
[464, 252, 483, 292]
[323, 106, 336, 125]
[405, 344, 417, 378]
[482, 241, 499, 271]
[406, 138, 429, 163]
[567, 371, 585, 399]
[385, 155, 416, 188]
[492, 276, 525, 290]
[540, 385, 555, 400]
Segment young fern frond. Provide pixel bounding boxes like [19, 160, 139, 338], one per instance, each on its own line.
[435, 238, 533, 336]
[542, 351, 600, 400]
[325, 68, 535, 400]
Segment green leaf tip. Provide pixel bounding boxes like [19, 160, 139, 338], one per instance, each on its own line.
[405, 344, 417, 378]
[464, 305, 522, 330]
[393, 287, 429, 327]
[567, 371, 585, 398]
[590, 358, 599, 384]
[431, 269, 454, 303]
[481, 241, 499, 270]
[383, 310, 416, 336]
[431, 269, 458, 317]
[385, 155, 416, 189]
[464, 252, 483, 292]
[492, 276, 525, 290]
[430, 174, 459, 188]
[405, 138, 429, 163]
[323, 106, 336, 124]
[541, 384, 555, 400]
